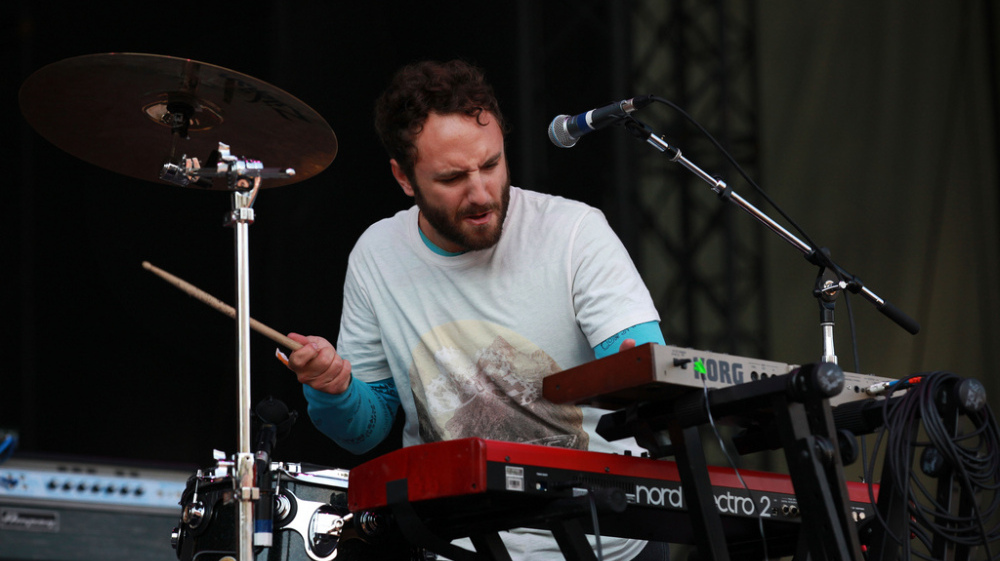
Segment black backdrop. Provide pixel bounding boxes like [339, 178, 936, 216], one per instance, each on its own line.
[2, 2, 628, 470]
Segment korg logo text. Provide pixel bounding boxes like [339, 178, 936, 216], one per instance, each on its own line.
[692, 357, 746, 385]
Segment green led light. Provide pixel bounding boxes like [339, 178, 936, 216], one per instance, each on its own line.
[694, 359, 707, 375]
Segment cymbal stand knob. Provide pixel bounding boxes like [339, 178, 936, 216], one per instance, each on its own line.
[165, 100, 194, 138]
[213, 142, 264, 193]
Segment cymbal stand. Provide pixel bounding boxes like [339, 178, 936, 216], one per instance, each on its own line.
[231, 177, 257, 561]
[164, 142, 295, 561]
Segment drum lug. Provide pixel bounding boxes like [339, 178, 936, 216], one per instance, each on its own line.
[311, 510, 352, 541]
[274, 493, 293, 521]
[182, 501, 206, 528]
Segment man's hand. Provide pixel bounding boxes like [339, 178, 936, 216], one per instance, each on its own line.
[285, 333, 352, 395]
[619, 338, 637, 352]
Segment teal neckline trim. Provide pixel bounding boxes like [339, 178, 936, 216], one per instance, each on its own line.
[419, 227, 465, 256]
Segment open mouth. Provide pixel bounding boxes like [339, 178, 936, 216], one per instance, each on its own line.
[464, 211, 492, 225]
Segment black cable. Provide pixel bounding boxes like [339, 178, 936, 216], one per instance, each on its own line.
[864, 372, 1000, 559]
[699, 372, 770, 561]
[552, 479, 606, 561]
[587, 491, 604, 561]
[641, 96, 864, 368]
[647, 96, 823, 261]
[843, 290, 861, 374]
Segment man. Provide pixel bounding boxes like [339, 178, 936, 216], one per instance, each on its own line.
[286, 59, 668, 560]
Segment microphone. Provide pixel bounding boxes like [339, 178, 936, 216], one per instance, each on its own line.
[251, 397, 297, 548]
[548, 95, 654, 148]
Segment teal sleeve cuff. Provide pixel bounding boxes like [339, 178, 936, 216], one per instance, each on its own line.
[594, 321, 666, 359]
[303, 377, 401, 454]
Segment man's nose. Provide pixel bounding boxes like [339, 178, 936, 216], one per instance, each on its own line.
[466, 172, 491, 206]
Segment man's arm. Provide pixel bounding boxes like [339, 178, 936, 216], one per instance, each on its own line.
[569, 209, 662, 353]
[286, 332, 400, 454]
[302, 377, 401, 454]
[594, 320, 665, 359]
[286, 333, 353, 394]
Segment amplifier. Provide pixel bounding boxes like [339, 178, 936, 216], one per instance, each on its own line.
[0, 455, 191, 561]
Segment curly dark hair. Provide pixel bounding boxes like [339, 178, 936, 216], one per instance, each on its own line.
[374, 59, 507, 181]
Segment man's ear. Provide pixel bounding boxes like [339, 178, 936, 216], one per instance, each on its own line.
[390, 159, 415, 197]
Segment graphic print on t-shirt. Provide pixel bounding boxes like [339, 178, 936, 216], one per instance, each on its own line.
[408, 320, 588, 449]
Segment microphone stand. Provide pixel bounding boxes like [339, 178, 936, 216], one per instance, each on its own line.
[815, 260, 841, 364]
[620, 117, 920, 345]
[615, 116, 919, 561]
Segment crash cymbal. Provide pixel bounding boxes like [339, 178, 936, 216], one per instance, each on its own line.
[19, 52, 337, 189]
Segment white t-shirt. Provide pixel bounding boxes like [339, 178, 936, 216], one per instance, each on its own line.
[336, 187, 660, 559]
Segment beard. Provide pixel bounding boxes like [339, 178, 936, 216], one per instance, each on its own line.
[413, 175, 511, 252]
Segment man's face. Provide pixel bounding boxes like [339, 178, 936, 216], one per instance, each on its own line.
[391, 112, 510, 253]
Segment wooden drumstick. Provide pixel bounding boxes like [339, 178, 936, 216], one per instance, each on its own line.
[141, 261, 303, 351]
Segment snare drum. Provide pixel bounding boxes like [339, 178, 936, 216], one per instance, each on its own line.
[172, 459, 422, 561]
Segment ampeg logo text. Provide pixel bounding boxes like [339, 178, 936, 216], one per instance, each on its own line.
[1, 508, 60, 532]
[635, 485, 772, 518]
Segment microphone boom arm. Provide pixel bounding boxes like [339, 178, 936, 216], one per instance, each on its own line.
[624, 118, 920, 336]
